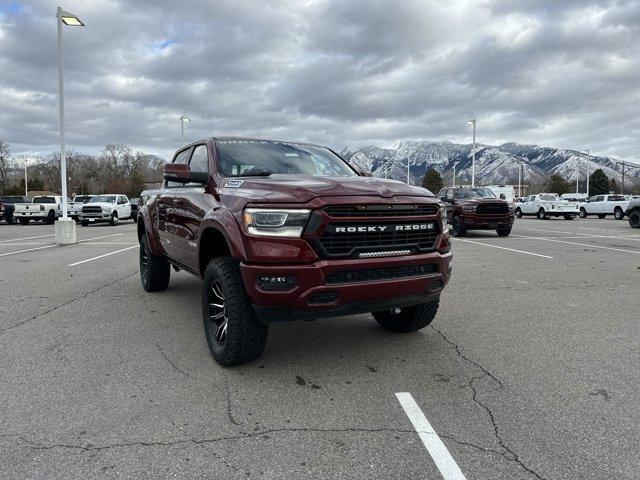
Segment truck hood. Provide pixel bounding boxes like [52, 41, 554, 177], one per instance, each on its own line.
[219, 175, 434, 204]
[456, 197, 509, 206]
[83, 202, 116, 209]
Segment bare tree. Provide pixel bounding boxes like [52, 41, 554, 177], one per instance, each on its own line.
[0, 139, 11, 194]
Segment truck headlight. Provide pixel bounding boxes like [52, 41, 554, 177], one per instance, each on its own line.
[243, 208, 311, 237]
[462, 205, 477, 213]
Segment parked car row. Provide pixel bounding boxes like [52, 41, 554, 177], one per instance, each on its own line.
[0, 194, 139, 226]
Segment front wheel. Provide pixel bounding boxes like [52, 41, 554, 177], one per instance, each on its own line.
[110, 212, 119, 226]
[514, 208, 522, 218]
[614, 208, 624, 220]
[202, 257, 268, 366]
[579, 208, 587, 218]
[629, 211, 640, 228]
[140, 233, 170, 292]
[451, 216, 466, 237]
[497, 226, 512, 236]
[81, 219, 89, 226]
[373, 299, 440, 333]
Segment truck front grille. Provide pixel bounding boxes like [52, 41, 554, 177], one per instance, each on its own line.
[476, 203, 509, 215]
[326, 263, 437, 284]
[324, 204, 438, 217]
[82, 206, 102, 214]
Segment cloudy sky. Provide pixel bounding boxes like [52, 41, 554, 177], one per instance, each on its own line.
[1, 0, 639, 160]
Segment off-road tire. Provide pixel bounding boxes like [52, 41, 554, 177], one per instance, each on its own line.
[564, 214, 576, 220]
[497, 226, 512, 236]
[18, 218, 29, 225]
[614, 207, 624, 220]
[579, 208, 587, 218]
[202, 257, 268, 367]
[629, 211, 640, 229]
[139, 233, 170, 292]
[110, 212, 119, 226]
[373, 298, 440, 333]
[451, 216, 466, 237]
[514, 208, 522, 218]
[597, 214, 606, 219]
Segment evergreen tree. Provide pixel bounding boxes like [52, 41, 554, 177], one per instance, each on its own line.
[422, 167, 443, 194]
[545, 174, 570, 194]
[589, 169, 610, 196]
[609, 177, 618, 193]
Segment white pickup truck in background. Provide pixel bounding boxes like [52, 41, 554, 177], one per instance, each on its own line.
[13, 196, 67, 225]
[514, 193, 580, 220]
[80, 194, 132, 226]
[579, 194, 630, 220]
[68, 195, 94, 221]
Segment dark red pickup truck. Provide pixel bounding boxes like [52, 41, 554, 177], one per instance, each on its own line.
[138, 138, 452, 366]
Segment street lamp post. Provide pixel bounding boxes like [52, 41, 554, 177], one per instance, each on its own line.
[584, 149, 590, 196]
[55, 6, 84, 245]
[575, 156, 580, 194]
[466, 119, 476, 187]
[452, 163, 456, 187]
[179, 115, 191, 143]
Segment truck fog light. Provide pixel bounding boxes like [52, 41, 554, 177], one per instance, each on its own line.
[431, 279, 444, 290]
[257, 275, 297, 291]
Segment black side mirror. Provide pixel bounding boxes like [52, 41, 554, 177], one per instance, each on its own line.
[500, 194, 506, 200]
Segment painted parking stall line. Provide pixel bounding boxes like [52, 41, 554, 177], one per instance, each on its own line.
[2, 233, 55, 243]
[68, 245, 138, 266]
[396, 392, 467, 480]
[453, 238, 553, 259]
[0, 244, 58, 257]
[511, 234, 640, 255]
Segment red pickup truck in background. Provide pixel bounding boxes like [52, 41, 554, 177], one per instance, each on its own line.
[137, 138, 452, 366]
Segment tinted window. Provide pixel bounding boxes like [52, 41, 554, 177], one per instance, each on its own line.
[454, 188, 495, 199]
[90, 195, 117, 203]
[540, 194, 557, 201]
[189, 145, 208, 173]
[216, 140, 356, 177]
[608, 195, 625, 201]
[33, 196, 56, 204]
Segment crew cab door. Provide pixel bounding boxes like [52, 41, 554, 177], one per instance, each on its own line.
[158, 147, 193, 259]
[521, 196, 536, 214]
[116, 195, 131, 219]
[171, 144, 210, 269]
[589, 195, 605, 213]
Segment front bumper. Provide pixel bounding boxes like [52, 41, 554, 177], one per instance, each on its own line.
[460, 213, 514, 229]
[240, 251, 452, 324]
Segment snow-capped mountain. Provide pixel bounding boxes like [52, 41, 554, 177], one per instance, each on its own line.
[340, 141, 640, 188]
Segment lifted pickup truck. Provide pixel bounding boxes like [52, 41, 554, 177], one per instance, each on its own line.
[626, 198, 640, 228]
[437, 186, 514, 237]
[138, 137, 452, 366]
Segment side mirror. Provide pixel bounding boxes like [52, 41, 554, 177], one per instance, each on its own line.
[163, 164, 209, 185]
[500, 194, 506, 200]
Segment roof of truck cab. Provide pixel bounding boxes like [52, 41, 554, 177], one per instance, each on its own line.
[211, 136, 325, 148]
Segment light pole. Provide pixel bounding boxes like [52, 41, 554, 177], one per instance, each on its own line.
[55, 6, 84, 245]
[584, 149, 590, 196]
[466, 119, 476, 186]
[518, 162, 522, 197]
[575, 156, 580, 194]
[452, 163, 456, 187]
[179, 115, 191, 143]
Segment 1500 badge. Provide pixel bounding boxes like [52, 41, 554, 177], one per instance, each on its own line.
[332, 224, 433, 233]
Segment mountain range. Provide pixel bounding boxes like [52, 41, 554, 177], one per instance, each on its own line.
[340, 141, 640, 189]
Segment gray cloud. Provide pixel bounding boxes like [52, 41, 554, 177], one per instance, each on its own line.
[0, 0, 639, 162]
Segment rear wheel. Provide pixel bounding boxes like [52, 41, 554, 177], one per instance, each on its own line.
[451, 216, 466, 237]
[373, 299, 440, 333]
[629, 211, 640, 228]
[44, 210, 55, 224]
[514, 208, 522, 218]
[18, 218, 29, 225]
[497, 226, 512, 236]
[614, 207, 624, 220]
[579, 208, 587, 218]
[110, 212, 119, 226]
[563, 214, 576, 220]
[202, 257, 268, 366]
[139, 233, 170, 292]
[537, 208, 547, 219]
[597, 214, 606, 219]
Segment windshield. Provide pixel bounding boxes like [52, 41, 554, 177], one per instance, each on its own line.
[215, 140, 357, 178]
[90, 195, 116, 203]
[74, 196, 93, 203]
[454, 188, 496, 199]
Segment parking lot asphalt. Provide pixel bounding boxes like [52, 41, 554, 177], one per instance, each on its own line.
[1, 217, 639, 479]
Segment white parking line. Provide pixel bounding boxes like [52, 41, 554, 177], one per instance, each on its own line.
[453, 238, 553, 259]
[68, 245, 138, 266]
[0, 244, 57, 257]
[511, 234, 640, 254]
[2, 233, 55, 243]
[396, 392, 467, 480]
[76, 233, 124, 243]
[526, 227, 574, 235]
